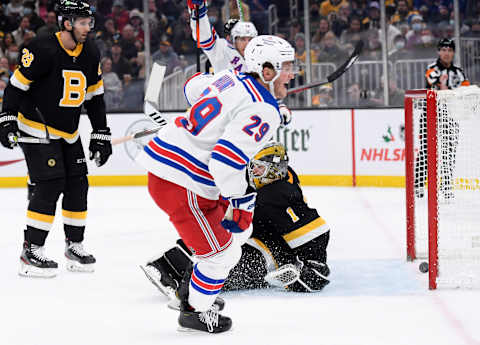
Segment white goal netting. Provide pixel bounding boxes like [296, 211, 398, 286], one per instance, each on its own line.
[409, 86, 480, 288]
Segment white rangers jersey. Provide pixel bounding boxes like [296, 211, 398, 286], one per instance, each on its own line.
[136, 70, 282, 200]
[190, 6, 246, 73]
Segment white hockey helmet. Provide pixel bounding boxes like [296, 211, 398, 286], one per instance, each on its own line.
[231, 21, 258, 41]
[244, 35, 295, 85]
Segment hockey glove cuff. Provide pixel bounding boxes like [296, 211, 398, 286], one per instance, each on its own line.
[0, 111, 19, 149]
[89, 127, 112, 167]
[221, 192, 257, 233]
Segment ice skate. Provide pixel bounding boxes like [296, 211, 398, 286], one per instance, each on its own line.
[65, 240, 96, 272]
[178, 302, 232, 334]
[19, 241, 58, 278]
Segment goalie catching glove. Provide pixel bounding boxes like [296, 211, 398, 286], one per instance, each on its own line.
[0, 111, 19, 149]
[221, 193, 257, 233]
[89, 128, 112, 167]
[265, 257, 330, 292]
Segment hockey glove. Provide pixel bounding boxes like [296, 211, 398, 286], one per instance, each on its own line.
[287, 258, 330, 292]
[221, 193, 257, 233]
[0, 111, 19, 149]
[187, 0, 206, 11]
[89, 127, 112, 167]
[279, 104, 292, 126]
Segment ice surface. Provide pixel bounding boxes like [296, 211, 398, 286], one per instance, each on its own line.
[1, 186, 480, 345]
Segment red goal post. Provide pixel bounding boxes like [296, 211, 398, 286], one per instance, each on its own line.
[405, 87, 480, 290]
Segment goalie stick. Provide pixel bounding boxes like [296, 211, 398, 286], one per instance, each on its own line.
[287, 40, 364, 95]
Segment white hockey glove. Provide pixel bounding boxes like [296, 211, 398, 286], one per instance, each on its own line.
[279, 104, 292, 126]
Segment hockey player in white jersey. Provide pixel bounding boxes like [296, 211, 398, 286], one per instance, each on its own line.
[136, 35, 295, 333]
[188, 0, 257, 73]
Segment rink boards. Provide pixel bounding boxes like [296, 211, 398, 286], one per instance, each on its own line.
[0, 108, 406, 187]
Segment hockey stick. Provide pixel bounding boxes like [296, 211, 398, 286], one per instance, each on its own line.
[111, 125, 164, 146]
[236, 0, 244, 21]
[195, 5, 201, 72]
[287, 40, 364, 95]
[144, 63, 166, 110]
[8, 108, 51, 145]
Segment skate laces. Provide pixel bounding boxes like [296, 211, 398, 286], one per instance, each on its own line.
[69, 242, 90, 257]
[199, 307, 219, 333]
[31, 244, 49, 262]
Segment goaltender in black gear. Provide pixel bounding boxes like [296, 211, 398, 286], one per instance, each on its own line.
[141, 142, 330, 310]
[0, 0, 112, 278]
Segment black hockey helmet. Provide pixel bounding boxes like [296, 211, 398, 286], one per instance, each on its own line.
[224, 18, 240, 36]
[438, 38, 455, 51]
[57, 0, 93, 29]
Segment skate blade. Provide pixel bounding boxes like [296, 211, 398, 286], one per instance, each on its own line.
[19, 263, 57, 278]
[66, 259, 95, 273]
[167, 299, 181, 311]
[139, 265, 176, 300]
[177, 326, 233, 334]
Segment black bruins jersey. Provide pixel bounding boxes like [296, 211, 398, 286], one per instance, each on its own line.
[425, 58, 470, 90]
[3, 32, 105, 143]
[252, 166, 330, 257]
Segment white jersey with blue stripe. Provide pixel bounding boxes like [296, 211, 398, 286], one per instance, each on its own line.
[190, 6, 246, 73]
[136, 70, 281, 200]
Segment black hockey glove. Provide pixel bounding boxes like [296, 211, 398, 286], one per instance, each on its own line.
[287, 258, 330, 292]
[89, 127, 112, 167]
[0, 111, 19, 149]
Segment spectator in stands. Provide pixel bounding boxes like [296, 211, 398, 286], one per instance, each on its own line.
[339, 15, 363, 49]
[434, 5, 450, 24]
[119, 24, 138, 62]
[22, 1, 45, 32]
[172, 9, 196, 56]
[316, 31, 348, 65]
[222, 0, 250, 22]
[19, 30, 36, 56]
[312, 84, 335, 107]
[295, 33, 317, 66]
[101, 57, 123, 111]
[128, 9, 145, 43]
[391, 0, 418, 27]
[389, 34, 413, 60]
[12, 16, 31, 46]
[370, 74, 405, 106]
[363, 29, 382, 60]
[345, 83, 373, 106]
[0, 57, 12, 77]
[414, 28, 437, 59]
[288, 19, 303, 45]
[405, 15, 424, 49]
[37, 11, 58, 38]
[110, 42, 133, 83]
[418, 5, 434, 24]
[1, 33, 16, 65]
[464, 18, 480, 38]
[248, 0, 269, 34]
[157, 0, 183, 23]
[132, 51, 146, 79]
[312, 17, 330, 44]
[5, 43, 19, 70]
[152, 40, 181, 76]
[319, 0, 348, 18]
[330, 3, 350, 37]
[108, 0, 130, 32]
[120, 72, 144, 111]
[308, 1, 321, 22]
[362, 1, 380, 30]
[0, 78, 7, 107]
[5, 0, 24, 17]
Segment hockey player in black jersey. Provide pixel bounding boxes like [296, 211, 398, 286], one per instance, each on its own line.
[0, 0, 112, 277]
[141, 142, 330, 310]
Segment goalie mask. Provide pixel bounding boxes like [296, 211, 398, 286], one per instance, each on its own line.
[248, 142, 289, 190]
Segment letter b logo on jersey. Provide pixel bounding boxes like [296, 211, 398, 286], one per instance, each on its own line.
[59, 70, 87, 107]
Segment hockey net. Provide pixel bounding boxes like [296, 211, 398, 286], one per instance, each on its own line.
[405, 86, 480, 289]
